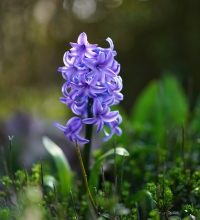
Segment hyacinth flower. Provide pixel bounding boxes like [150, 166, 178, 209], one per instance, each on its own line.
[55, 32, 123, 214]
[56, 33, 123, 141]
[56, 32, 123, 175]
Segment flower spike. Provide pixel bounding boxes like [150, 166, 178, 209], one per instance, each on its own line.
[56, 33, 123, 144]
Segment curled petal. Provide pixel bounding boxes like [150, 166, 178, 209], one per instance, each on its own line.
[115, 92, 123, 101]
[60, 97, 68, 104]
[103, 118, 122, 142]
[117, 114, 123, 124]
[105, 68, 116, 77]
[97, 120, 104, 133]
[98, 52, 106, 64]
[74, 134, 89, 144]
[77, 32, 88, 45]
[103, 131, 113, 142]
[62, 82, 70, 96]
[70, 43, 77, 48]
[103, 51, 113, 67]
[106, 37, 114, 50]
[54, 122, 66, 132]
[93, 98, 103, 115]
[103, 111, 119, 122]
[89, 85, 107, 95]
[58, 66, 67, 73]
[71, 103, 87, 116]
[85, 48, 97, 58]
[115, 127, 122, 136]
[63, 51, 75, 66]
[82, 118, 97, 124]
[111, 61, 120, 74]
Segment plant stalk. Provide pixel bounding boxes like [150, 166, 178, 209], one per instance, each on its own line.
[83, 98, 93, 176]
[75, 142, 98, 215]
[83, 124, 93, 176]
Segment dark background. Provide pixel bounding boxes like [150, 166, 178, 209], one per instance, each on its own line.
[0, 0, 200, 119]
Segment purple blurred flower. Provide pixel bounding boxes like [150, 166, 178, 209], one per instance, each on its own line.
[83, 99, 119, 133]
[103, 115, 122, 141]
[55, 117, 89, 144]
[56, 32, 123, 144]
[70, 32, 97, 58]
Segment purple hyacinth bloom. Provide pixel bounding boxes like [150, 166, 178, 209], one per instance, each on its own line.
[56, 33, 123, 144]
[55, 117, 89, 144]
[70, 32, 97, 58]
[103, 115, 122, 141]
[83, 51, 116, 84]
[83, 99, 119, 133]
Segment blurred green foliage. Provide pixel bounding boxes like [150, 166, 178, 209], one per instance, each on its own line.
[0, 87, 66, 120]
[42, 136, 73, 196]
[0, 1, 200, 218]
[132, 74, 188, 144]
[0, 0, 200, 118]
[0, 75, 199, 219]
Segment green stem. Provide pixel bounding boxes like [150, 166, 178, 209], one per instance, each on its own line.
[83, 98, 93, 176]
[75, 142, 98, 215]
[181, 126, 186, 170]
[83, 124, 93, 176]
[8, 136, 14, 181]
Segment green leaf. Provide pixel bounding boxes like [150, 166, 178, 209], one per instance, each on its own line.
[133, 190, 154, 220]
[169, 217, 181, 220]
[132, 74, 188, 143]
[43, 175, 57, 190]
[99, 147, 130, 159]
[0, 209, 11, 220]
[42, 136, 72, 196]
[189, 95, 200, 134]
[89, 147, 129, 189]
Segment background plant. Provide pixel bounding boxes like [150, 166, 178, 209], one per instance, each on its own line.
[0, 75, 199, 219]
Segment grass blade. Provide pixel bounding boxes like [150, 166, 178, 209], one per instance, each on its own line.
[42, 136, 73, 196]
